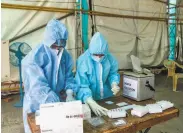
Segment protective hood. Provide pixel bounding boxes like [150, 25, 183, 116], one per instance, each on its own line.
[89, 32, 109, 55]
[43, 19, 68, 47]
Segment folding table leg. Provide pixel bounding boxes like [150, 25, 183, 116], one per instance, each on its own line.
[139, 127, 151, 133]
[144, 127, 151, 133]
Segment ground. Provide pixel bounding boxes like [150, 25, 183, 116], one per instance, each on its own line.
[1, 74, 183, 133]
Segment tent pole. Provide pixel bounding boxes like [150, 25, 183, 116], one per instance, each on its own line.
[81, 0, 89, 51]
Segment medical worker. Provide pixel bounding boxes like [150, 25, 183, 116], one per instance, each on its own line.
[76, 32, 120, 116]
[22, 19, 78, 133]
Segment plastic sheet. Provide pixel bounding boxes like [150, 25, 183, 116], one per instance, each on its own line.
[112, 119, 127, 127]
[146, 104, 163, 114]
[107, 108, 126, 118]
[157, 100, 174, 110]
[131, 106, 149, 117]
[87, 117, 105, 127]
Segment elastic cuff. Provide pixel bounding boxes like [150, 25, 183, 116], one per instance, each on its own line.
[111, 82, 118, 88]
[83, 96, 92, 104]
[66, 89, 73, 95]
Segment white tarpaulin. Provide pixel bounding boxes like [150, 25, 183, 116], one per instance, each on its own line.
[1, 41, 11, 81]
[1, 0, 77, 81]
[91, 0, 168, 69]
[2, 0, 170, 80]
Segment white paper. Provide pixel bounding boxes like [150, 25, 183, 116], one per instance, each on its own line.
[131, 106, 149, 117]
[107, 108, 126, 118]
[36, 115, 40, 125]
[118, 104, 136, 110]
[146, 103, 163, 114]
[156, 100, 174, 110]
[40, 101, 83, 133]
[82, 104, 91, 120]
[123, 77, 138, 99]
[116, 102, 128, 107]
[105, 101, 114, 104]
[35, 110, 40, 125]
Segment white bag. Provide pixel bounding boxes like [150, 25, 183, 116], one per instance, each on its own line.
[156, 101, 174, 110]
[146, 104, 163, 113]
[107, 108, 126, 118]
[131, 106, 149, 117]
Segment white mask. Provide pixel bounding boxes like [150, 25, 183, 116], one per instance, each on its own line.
[92, 55, 104, 62]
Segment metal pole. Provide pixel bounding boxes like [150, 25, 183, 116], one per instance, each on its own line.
[81, 0, 89, 51]
[14, 57, 23, 107]
[168, 0, 177, 60]
[2, 3, 172, 22]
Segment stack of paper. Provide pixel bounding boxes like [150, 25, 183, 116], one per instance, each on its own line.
[131, 106, 149, 117]
[156, 101, 174, 110]
[39, 101, 83, 133]
[146, 103, 163, 114]
[107, 108, 126, 118]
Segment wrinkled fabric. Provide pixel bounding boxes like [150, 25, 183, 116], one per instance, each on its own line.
[56, 48, 64, 84]
[22, 19, 78, 133]
[76, 32, 120, 103]
[43, 19, 68, 47]
[98, 63, 104, 99]
[131, 55, 143, 73]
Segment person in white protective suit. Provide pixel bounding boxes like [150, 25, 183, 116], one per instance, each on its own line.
[75, 32, 120, 116]
[22, 19, 78, 133]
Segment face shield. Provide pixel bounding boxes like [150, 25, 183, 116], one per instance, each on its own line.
[50, 39, 66, 55]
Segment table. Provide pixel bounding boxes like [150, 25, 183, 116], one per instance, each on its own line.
[27, 96, 179, 133]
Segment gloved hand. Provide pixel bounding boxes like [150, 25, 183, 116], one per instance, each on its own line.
[86, 97, 108, 116]
[143, 68, 151, 74]
[111, 82, 120, 95]
[66, 89, 75, 102]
